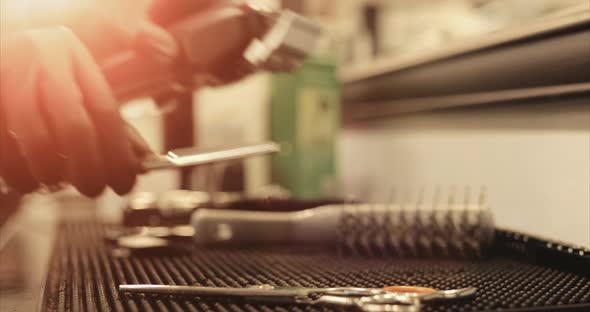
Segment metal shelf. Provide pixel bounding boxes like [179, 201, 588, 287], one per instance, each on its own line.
[342, 10, 590, 122]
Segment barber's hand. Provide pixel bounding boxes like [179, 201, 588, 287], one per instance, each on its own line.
[0, 28, 135, 196]
[0, 1, 176, 196]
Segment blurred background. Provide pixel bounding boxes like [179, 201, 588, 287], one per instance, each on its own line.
[116, 0, 589, 246]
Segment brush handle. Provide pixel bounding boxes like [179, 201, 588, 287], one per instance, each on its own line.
[191, 206, 342, 245]
[192, 209, 296, 244]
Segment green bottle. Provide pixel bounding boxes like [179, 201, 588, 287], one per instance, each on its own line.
[271, 56, 340, 199]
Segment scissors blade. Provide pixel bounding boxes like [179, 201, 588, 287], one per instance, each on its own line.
[119, 284, 302, 302]
[421, 287, 477, 301]
[142, 142, 280, 170]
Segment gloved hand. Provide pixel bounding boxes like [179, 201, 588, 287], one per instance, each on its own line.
[0, 0, 177, 196]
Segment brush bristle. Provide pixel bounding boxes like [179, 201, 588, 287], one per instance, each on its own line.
[337, 187, 494, 259]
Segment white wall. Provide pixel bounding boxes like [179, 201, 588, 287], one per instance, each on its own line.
[338, 99, 590, 247]
[194, 73, 272, 193]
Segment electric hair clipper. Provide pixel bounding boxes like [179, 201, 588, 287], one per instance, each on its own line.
[102, 2, 322, 102]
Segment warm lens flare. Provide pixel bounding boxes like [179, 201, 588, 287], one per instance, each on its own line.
[24, 0, 73, 6]
[1, 0, 80, 29]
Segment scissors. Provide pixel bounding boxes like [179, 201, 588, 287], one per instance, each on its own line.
[119, 284, 476, 312]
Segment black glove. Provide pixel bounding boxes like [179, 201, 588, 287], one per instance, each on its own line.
[0, 0, 177, 196]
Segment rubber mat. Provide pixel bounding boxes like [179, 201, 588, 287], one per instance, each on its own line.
[41, 221, 590, 312]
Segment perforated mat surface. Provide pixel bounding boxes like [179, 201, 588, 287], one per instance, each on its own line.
[41, 221, 590, 312]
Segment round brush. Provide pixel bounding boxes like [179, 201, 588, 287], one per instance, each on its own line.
[191, 201, 494, 259]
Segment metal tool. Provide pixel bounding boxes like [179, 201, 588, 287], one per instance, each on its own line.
[119, 284, 476, 312]
[191, 200, 495, 259]
[141, 142, 280, 170]
[106, 225, 195, 241]
[243, 10, 321, 71]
